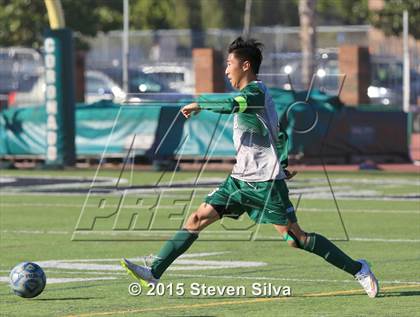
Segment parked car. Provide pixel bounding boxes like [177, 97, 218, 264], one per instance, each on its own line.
[0, 47, 43, 101]
[267, 50, 419, 106]
[85, 70, 126, 103]
[141, 64, 194, 94]
[93, 67, 194, 104]
[8, 70, 126, 107]
[95, 67, 174, 94]
[0, 47, 43, 78]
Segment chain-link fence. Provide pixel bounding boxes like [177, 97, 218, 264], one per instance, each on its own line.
[0, 25, 418, 108]
[84, 25, 419, 104]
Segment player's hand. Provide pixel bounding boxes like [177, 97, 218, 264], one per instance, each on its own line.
[181, 102, 201, 119]
[284, 169, 297, 180]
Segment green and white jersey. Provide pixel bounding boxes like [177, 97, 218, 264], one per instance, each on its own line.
[198, 81, 286, 182]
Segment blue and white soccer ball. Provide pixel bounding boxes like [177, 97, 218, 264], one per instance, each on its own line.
[9, 262, 46, 298]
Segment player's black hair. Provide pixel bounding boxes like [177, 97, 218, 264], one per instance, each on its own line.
[228, 37, 263, 74]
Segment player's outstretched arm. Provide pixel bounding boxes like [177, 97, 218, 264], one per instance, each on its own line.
[197, 93, 247, 114]
[181, 95, 240, 118]
[181, 102, 201, 119]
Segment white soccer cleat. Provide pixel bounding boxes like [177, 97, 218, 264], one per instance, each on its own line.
[121, 258, 159, 288]
[355, 259, 379, 298]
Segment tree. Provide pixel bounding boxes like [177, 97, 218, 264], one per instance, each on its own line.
[62, 0, 123, 50]
[0, 0, 123, 50]
[2, 0, 302, 50]
[316, 0, 369, 25]
[370, 0, 419, 39]
[188, 0, 204, 47]
[0, 0, 48, 49]
[253, 0, 299, 28]
[130, 0, 176, 30]
[299, 0, 317, 88]
[3, 0, 416, 51]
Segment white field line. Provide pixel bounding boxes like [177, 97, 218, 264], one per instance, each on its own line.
[46, 252, 230, 262]
[0, 276, 116, 284]
[291, 177, 420, 186]
[296, 208, 420, 214]
[1, 191, 419, 201]
[1, 270, 419, 286]
[1, 179, 225, 193]
[166, 273, 420, 285]
[0, 176, 121, 181]
[0, 178, 128, 192]
[0, 269, 126, 276]
[1, 249, 419, 286]
[1, 202, 419, 214]
[0, 190, 210, 197]
[4, 176, 418, 185]
[350, 237, 420, 243]
[234, 236, 420, 243]
[2, 229, 420, 243]
[1, 229, 70, 235]
[31, 261, 266, 272]
[1, 255, 267, 276]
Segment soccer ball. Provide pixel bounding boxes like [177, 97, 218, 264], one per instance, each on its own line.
[9, 262, 46, 298]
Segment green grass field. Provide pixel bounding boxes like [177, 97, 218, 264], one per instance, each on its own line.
[1, 168, 419, 317]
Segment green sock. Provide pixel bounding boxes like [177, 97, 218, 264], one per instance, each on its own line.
[303, 233, 362, 276]
[151, 229, 198, 279]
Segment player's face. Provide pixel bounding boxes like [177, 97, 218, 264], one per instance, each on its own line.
[225, 53, 246, 90]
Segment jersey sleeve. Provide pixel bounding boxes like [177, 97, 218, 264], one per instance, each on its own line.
[197, 85, 264, 114]
[197, 93, 238, 114]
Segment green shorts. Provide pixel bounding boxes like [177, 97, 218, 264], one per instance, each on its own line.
[204, 175, 297, 225]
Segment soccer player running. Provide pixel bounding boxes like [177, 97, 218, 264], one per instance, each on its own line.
[122, 37, 379, 298]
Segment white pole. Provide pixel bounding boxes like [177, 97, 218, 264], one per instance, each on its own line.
[403, 10, 410, 113]
[242, 0, 252, 39]
[123, 0, 129, 93]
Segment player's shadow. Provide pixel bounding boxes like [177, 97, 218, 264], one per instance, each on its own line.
[35, 297, 100, 301]
[166, 315, 216, 317]
[299, 290, 420, 298]
[378, 290, 420, 298]
[171, 296, 275, 300]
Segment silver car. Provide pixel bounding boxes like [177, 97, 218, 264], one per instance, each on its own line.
[9, 70, 126, 107]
